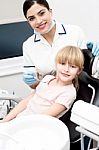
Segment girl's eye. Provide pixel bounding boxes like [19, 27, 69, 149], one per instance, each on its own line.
[61, 62, 65, 65]
[70, 64, 77, 68]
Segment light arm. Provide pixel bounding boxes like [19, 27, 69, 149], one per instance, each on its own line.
[1, 91, 35, 122]
[43, 103, 66, 117]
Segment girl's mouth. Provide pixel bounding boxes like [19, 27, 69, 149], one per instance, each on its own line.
[61, 73, 70, 77]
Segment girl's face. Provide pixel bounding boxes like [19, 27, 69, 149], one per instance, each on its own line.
[56, 62, 80, 85]
[26, 3, 52, 34]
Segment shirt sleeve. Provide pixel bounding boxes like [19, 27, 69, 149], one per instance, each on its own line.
[22, 41, 35, 75]
[55, 90, 76, 110]
[23, 42, 35, 67]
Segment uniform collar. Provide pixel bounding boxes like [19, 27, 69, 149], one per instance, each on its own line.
[34, 21, 66, 42]
[56, 21, 66, 35]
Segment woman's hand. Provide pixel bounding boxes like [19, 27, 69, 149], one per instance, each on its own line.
[87, 41, 99, 56]
[23, 71, 38, 86]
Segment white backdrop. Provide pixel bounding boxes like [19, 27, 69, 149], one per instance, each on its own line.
[47, 0, 99, 41]
[0, 0, 99, 41]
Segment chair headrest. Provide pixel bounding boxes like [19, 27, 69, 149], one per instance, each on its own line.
[78, 71, 99, 106]
[82, 49, 95, 75]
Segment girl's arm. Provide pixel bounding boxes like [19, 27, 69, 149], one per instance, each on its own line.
[43, 103, 66, 117]
[1, 91, 35, 122]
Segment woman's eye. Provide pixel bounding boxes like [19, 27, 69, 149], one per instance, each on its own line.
[28, 17, 35, 21]
[39, 11, 45, 16]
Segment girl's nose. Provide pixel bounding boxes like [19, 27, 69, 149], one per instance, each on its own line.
[64, 64, 69, 72]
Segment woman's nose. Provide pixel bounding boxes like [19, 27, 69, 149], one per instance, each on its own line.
[36, 16, 42, 24]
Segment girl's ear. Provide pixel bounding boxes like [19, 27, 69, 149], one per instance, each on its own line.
[77, 69, 82, 75]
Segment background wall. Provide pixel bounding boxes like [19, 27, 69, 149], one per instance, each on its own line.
[0, 0, 99, 98]
[0, 0, 99, 40]
[48, 0, 99, 41]
[0, 73, 31, 98]
[0, 0, 25, 23]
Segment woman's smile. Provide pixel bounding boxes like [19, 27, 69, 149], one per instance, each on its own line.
[36, 22, 47, 30]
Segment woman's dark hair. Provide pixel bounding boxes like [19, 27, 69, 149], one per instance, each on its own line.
[23, 0, 50, 18]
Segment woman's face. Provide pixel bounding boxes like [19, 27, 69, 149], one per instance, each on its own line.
[26, 3, 52, 34]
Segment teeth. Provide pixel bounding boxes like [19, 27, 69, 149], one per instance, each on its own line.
[62, 74, 70, 77]
[38, 22, 46, 28]
[62, 73, 69, 76]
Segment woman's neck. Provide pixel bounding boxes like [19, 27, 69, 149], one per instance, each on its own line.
[42, 24, 56, 46]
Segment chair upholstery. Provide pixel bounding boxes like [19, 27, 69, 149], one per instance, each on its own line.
[82, 49, 95, 75]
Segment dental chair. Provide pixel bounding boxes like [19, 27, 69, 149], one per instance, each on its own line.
[70, 71, 99, 150]
[60, 49, 99, 150]
[59, 71, 99, 150]
[71, 100, 99, 150]
[82, 49, 95, 75]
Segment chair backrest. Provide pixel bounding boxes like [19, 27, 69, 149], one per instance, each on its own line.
[59, 71, 99, 143]
[82, 49, 95, 75]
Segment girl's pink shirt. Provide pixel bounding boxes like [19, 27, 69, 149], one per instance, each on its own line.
[19, 75, 76, 118]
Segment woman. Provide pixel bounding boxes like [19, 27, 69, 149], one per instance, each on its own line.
[1, 46, 84, 122]
[22, 0, 99, 89]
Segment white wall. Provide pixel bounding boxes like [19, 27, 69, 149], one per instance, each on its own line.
[0, 0, 25, 24]
[0, 57, 32, 98]
[48, 0, 99, 41]
[0, 0, 99, 40]
[0, 73, 31, 98]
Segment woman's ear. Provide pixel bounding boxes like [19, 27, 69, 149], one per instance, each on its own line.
[49, 9, 52, 16]
[49, 9, 52, 13]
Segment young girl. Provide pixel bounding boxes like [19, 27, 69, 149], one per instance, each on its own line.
[2, 46, 84, 122]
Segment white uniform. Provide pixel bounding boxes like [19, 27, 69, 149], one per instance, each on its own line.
[23, 21, 86, 76]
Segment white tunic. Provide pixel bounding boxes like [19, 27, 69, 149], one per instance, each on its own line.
[23, 21, 87, 75]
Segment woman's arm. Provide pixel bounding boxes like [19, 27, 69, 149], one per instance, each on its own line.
[1, 91, 35, 122]
[30, 81, 39, 89]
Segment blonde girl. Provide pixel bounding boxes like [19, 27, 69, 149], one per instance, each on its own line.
[1, 46, 84, 122]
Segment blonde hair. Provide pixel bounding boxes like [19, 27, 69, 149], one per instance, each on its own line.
[55, 46, 84, 70]
[55, 46, 84, 89]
